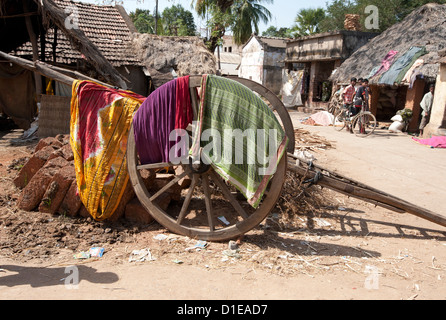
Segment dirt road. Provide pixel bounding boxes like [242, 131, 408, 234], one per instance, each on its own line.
[1, 121, 446, 301]
[289, 111, 446, 216]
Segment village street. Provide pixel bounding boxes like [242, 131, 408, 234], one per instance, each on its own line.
[1, 115, 445, 301]
[288, 111, 446, 216]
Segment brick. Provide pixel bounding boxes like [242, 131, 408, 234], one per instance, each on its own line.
[34, 137, 63, 153]
[78, 205, 91, 219]
[13, 146, 59, 188]
[59, 181, 82, 217]
[55, 134, 70, 145]
[59, 144, 74, 161]
[149, 174, 182, 202]
[38, 165, 76, 214]
[124, 198, 154, 224]
[175, 165, 192, 189]
[16, 157, 70, 211]
[108, 180, 135, 222]
[17, 166, 59, 211]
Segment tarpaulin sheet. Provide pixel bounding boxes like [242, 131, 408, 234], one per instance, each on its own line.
[282, 69, 304, 107]
[379, 47, 427, 85]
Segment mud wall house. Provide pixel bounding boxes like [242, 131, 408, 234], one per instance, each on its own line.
[329, 4, 446, 133]
[283, 30, 377, 111]
[238, 35, 287, 95]
[214, 35, 242, 76]
[0, 0, 146, 134]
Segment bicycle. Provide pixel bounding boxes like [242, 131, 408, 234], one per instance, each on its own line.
[333, 103, 377, 137]
[327, 91, 342, 115]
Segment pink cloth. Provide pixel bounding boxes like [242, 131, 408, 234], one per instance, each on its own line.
[412, 136, 446, 148]
[371, 50, 399, 78]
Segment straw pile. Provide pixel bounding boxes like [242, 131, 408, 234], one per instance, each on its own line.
[131, 33, 217, 88]
[344, 14, 361, 31]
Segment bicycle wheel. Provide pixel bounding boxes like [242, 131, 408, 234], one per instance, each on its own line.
[352, 112, 377, 137]
[327, 96, 340, 115]
[333, 108, 347, 131]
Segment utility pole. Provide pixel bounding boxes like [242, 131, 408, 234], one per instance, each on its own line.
[154, 0, 159, 35]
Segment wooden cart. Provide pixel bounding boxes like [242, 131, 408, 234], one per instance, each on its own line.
[4, 51, 444, 238]
[127, 75, 296, 241]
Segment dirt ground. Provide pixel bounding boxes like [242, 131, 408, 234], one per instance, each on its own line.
[1, 116, 446, 300]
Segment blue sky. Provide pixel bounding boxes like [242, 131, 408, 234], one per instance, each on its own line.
[80, 0, 330, 34]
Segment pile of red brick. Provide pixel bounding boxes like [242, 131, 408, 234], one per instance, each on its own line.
[13, 135, 181, 224]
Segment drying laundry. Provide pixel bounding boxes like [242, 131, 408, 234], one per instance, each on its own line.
[70, 80, 146, 221]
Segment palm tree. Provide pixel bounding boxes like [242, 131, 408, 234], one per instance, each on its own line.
[292, 8, 325, 37]
[231, 0, 272, 45]
[192, 0, 272, 51]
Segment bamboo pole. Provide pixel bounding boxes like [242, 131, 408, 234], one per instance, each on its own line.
[0, 50, 74, 85]
[0, 50, 115, 89]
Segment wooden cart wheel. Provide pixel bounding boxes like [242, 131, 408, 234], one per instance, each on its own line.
[127, 75, 289, 241]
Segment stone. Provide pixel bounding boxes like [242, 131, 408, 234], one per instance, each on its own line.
[175, 165, 192, 189]
[124, 198, 154, 224]
[149, 174, 182, 202]
[59, 181, 82, 217]
[38, 165, 76, 214]
[108, 181, 135, 222]
[78, 205, 91, 219]
[13, 146, 59, 188]
[16, 157, 70, 211]
[34, 137, 63, 153]
[59, 144, 74, 161]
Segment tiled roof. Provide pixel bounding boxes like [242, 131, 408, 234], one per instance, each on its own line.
[12, 0, 141, 66]
[256, 36, 288, 49]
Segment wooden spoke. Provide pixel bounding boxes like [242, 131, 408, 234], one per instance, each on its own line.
[209, 170, 249, 220]
[137, 162, 174, 170]
[201, 173, 214, 232]
[176, 174, 199, 225]
[149, 171, 189, 202]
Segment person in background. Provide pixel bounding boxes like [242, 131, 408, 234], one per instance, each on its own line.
[353, 78, 370, 116]
[355, 78, 363, 91]
[419, 84, 435, 136]
[341, 77, 357, 110]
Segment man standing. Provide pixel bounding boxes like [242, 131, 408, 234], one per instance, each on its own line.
[419, 84, 435, 136]
[353, 78, 370, 116]
[341, 77, 357, 110]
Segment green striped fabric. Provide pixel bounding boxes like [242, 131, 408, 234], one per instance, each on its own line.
[192, 75, 288, 208]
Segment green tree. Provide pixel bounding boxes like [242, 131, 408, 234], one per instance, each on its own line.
[262, 26, 291, 38]
[193, 0, 273, 51]
[290, 7, 326, 37]
[130, 9, 156, 34]
[319, 0, 446, 33]
[161, 4, 197, 36]
[231, 0, 273, 45]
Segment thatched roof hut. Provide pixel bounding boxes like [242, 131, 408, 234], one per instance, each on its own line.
[330, 3, 446, 85]
[131, 33, 217, 88]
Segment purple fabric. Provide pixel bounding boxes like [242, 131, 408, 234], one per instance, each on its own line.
[133, 79, 177, 164]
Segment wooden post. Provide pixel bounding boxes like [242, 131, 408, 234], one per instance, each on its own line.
[23, 1, 42, 99]
[405, 79, 425, 132]
[308, 61, 319, 108]
[369, 84, 380, 116]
